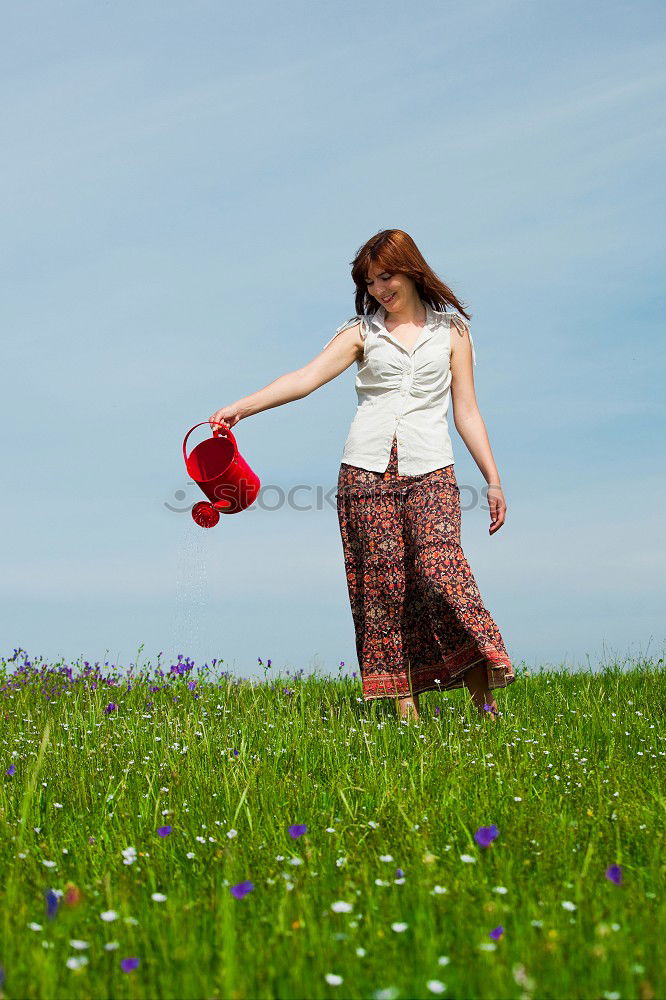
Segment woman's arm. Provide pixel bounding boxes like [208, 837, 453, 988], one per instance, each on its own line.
[450, 324, 506, 534]
[209, 323, 363, 429]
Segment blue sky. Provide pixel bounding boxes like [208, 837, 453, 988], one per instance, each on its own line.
[2, 0, 664, 682]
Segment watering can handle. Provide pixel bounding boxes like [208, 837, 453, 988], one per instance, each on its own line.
[182, 421, 237, 466]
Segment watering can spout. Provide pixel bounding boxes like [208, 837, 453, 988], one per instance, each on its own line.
[182, 422, 261, 528]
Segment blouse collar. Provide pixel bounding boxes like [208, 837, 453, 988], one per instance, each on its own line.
[366, 301, 448, 356]
[368, 300, 448, 331]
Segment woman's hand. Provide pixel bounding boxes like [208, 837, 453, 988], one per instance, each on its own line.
[209, 403, 245, 433]
[487, 485, 506, 535]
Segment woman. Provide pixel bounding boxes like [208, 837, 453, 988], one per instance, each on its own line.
[210, 229, 515, 723]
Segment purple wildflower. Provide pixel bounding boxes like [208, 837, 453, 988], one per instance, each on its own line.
[288, 824, 307, 839]
[474, 824, 499, 848]
[396, 868, 405, 878]
[120, 957, 139, 973]
[45, 888, 59, 919]
[187, 680, 196, 690]
[6, 763, 16, 776]
[104, 702, 117, 715]
[230, 880, 254, 899]
[157, 825, 172, 838]
[606, 864, 623, 885]
[489, 925, 504, 939]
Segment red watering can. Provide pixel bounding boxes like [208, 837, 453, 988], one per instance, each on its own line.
[182, 421, 261, 528]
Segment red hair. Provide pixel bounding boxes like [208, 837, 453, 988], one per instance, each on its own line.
[348, 229, 471, 322]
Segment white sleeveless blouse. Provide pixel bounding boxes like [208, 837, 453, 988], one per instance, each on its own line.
[322, 301, 476, 475]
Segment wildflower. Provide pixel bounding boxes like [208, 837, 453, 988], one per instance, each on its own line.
[331, 901, 353, 913]
[6, 764, 16, 776]
[489, 926, 504, 940]
[379, 854, 394, 862]
[100, 910, 119, 922]
[426, 982, 446, 994]
[104, 702, 117, 714]
[226, 829, 238, 839]
[66, 956, 89, 970]
[42, 860, 57, 869]
[391, 922, 408, 933]
[45, 889, 60, 919]
[64, 883, 82, 906]
[474, 824, 499, 848]
[157, 826, 172, 838]
[561, 901, 577, 911]
[122, 846, 137, 865]
[230, 880, 254, 899]
[151, 893, 167, 902]
[120, 957, 139, 972]
[325, 973, 344, 986]
[28, 922, 43, 931]
[606, 864, 623, 885]
[288, 824, 307, 838]
[460, 854, 476, 863]
[69, 940, 89, 950]
[104, 941, 119, 950]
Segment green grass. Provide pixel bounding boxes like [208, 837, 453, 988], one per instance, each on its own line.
[0, 649, 663, 1000]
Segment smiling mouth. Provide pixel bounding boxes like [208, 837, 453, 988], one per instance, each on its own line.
[382, 293, 396, 304]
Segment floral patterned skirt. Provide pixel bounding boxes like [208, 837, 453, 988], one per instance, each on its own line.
[336, 434, 516, 701]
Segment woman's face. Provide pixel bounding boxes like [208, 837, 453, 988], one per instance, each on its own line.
[364, 262, 415, 312]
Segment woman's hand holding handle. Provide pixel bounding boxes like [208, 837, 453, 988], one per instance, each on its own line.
[208, 403, 245, 433]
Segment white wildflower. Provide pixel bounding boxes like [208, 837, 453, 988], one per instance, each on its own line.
[66, 956, 88, 970]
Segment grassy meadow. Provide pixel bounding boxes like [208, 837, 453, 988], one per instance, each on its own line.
[0, 647, 663, 1000]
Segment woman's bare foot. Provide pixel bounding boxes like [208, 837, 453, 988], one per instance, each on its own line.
[398, 694, 420, 722]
